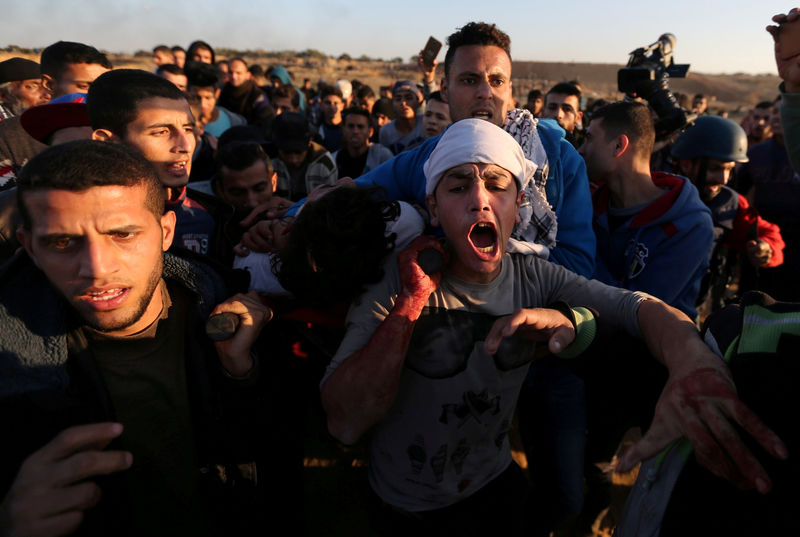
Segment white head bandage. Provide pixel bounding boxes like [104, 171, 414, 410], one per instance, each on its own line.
[423, 118, 536, 196]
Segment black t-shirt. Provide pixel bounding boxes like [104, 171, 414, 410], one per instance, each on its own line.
[335, 148, 368, 179]
[87, 280, 208, 534]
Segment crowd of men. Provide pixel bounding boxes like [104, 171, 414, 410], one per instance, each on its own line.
[0, 13, 798, 537]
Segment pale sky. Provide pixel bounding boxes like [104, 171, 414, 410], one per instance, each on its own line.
[3, 0, 791, 75]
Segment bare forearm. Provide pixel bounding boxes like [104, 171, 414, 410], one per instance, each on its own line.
[321, 293, 424, 445]
[637, 299, 719, 375]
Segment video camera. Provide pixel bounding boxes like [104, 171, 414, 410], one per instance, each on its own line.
[618, 33, 695, 139]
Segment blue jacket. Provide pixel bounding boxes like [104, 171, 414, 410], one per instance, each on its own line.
[351, 118, 596, 277]
[592, 172, 713, 318]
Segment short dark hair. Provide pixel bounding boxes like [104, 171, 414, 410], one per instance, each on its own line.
[171, 45, 185, 55]
[320, 85, 344, 101]
[185, 61, 219, 89]
[229, 57, 247, 69]
[754, 101, 773, 110]
[428, 90, 445, 104]
[153, 45, 171, 55]
[342, 107, 370, 124]
[187, 40, 215, 64]
[444, 22, 511, 79]
[590, 101, 655, 158]
[274, 84, 300, 108]
[216, 141, 273, 178]
[40, 41, 112, 79]
[17, 140, 164, 229]
[87, 69, 187, 136]
[356, 84, 375, 101]
[527, 89, 543, 102]
[547, 82, 581, 102]
[276, 186, 399, 306]
[156, 64, 184, 77]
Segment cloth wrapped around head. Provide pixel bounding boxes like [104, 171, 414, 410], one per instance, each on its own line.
[423, 116, 557, 258]
[423, 118, 536, 196]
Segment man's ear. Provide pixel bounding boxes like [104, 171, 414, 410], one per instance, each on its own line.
[270, 171, 277, 193]
[41, 74, 55, 96]
[214, 88, 221, 100]
[160, 210, 176, 251]
[440, 76, 449, 104]
[91, 129, 118, 142]
[515, 189, 525, 224]
[614, 134, 630, 158]
[426, 194, 439, 227]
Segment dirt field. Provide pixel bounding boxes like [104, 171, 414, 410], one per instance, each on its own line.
[1, 49, 781, 116]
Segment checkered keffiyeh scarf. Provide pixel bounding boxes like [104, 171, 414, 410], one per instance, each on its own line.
[504, 108, 558, 257]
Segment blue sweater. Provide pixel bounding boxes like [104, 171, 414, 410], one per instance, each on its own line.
[592, 172, 713, 318]
[349, 118, 596, 277]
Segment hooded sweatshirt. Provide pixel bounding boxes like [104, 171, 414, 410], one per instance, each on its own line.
[592, 172, 714, 318]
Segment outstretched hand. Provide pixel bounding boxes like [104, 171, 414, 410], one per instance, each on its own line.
[484, 307, 575, 356]
[617, 341, 788, 493]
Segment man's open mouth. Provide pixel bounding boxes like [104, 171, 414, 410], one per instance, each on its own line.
[78, 287, 130, 311]
[469, 221, 498, 256]
[471, 108, 493, 121]
[167, 161, 188, 176]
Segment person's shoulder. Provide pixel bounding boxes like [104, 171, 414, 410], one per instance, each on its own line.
[308, 142, 336, 170]
[536, 117, 582, 166]
[163, 251, 234, 315]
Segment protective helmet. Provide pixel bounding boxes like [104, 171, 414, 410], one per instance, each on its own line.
[671, 116, 749, 163]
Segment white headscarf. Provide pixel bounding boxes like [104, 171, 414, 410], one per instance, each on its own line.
[423, 118, 534, 195]
[423, 116, 557, 258]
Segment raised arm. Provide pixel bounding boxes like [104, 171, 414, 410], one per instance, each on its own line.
[321, 236, 443, 445]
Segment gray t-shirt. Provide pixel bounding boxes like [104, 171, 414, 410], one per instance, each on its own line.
[326, 253, 648, 511]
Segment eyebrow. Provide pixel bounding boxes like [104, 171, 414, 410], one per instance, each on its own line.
[145, 120, 196, 129]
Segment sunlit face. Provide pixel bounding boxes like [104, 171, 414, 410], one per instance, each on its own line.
[392, 89, 420, 119]
[11, 78, 49, 109]
[321, 94, 344, 124]
[46, 62, 110, 98]
[161, 71, 187, 92]
[172, 49, 186, 68]
[441, 45, 513, 127]
[230, 59, 249, 88]
[219, 159, 276, 212]
[152, 50, 174, 66]
[578, 119, 615, 183]
[19, 184, 175, 337]
[120, 97, 196, 188]
[193, 47, 213, 64]
[190, 86, 219, 121]
[543, 93, 582, 133]
[426, 162, 522, 283]
[693, 96, 708, 113]
[422, 99, 451, 138]
[750, 107, 771, 140]
[531, 97, 543, 116]
[342, 113, 371, 151]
